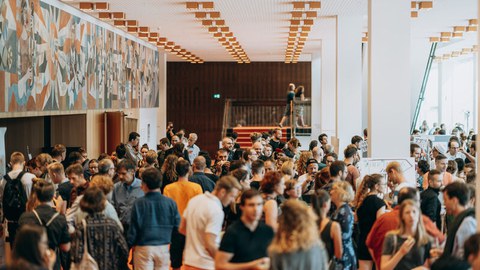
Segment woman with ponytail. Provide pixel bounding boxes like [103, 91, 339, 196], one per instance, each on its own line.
[355, 174, 387, 270]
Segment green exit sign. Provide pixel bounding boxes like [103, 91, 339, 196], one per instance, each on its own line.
[213, 94, 221, 99]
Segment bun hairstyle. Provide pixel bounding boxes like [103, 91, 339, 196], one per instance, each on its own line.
[288, 83, 295, 92]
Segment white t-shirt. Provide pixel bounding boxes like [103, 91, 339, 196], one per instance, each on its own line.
[445, 152, 466, 161]
[183, 192, 224, 270]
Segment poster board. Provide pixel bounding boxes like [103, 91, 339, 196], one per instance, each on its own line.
[0, 128, 6, 176]
[357, 157, 416, 187]
[412, 135, 451, 154]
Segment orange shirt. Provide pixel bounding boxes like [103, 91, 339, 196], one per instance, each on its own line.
[164, 181, 203, 216]
[422, 171, 453, 190]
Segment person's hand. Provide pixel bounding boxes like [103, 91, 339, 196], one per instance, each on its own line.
[253, 257, 270, 270]
[53, 195, 65, 214]
[399, 236, 415, 256]
[44, 249, 56, 270]
[459, 147, 466, 153]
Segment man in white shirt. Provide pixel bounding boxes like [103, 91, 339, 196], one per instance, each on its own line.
[386, 161, 414, 207]
[179, 176, 242, 270]
[446, 140, 466, 161]
[2, 152, 35, 246]
[186, 133, 200, 164]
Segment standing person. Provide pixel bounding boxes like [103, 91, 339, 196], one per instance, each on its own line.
[186, 133, 200, 164]
[311, 190, 343, 265]
[269, 128, 285, 151]
[2, 152, 35, 247]
[124, 131, 142, 165]
[278, 83, 296, 128]
[71, 187, 129, 270]
[179, 176, 242, 270]
[189, 156, 216, 193]
[442, 182, 476, 259]
[422, 154, 453, 190]
[164, 160, 202, 270]
[381, 200, 432, 270]
[366, 187, 444, 269]
[420, 169, 442, 230]
[215, 189, 274, 270]
[157, 138, 171, 168]
[344, 145, 361, 191]
[268, 200, 328, 270]
[3, 224, 56, 270]
[330, 181, 357, 270]
[355, 174, 387, 270]
[294, 85, 306, 127]
[260, 172, 285, 232]
[18, 180, 70, 270]
[111, 159, 144, 234]
[160, 155, 179, 192]
[386, 161, 414, 206]
[128, 168, 181, 270]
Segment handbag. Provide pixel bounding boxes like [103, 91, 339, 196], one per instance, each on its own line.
[328, 257, 343, 270]
[70, 219, 99, 270]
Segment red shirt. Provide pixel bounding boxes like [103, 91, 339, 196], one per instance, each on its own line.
[366, 206, 445, 269]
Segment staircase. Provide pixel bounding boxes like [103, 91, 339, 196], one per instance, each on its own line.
[227, 126, 291, 148]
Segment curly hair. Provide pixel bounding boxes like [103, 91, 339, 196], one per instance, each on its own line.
[260, 171, 283, 194]
[314, 167, 330, 190]
[296, 151, 313, 176]
[269, 200, 318, 253]
[161, 155, 178, 183]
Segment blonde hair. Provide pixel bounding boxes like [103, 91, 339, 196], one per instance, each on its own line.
[280, 160, 295, 177]
[390, 199, 429, 246]
[36, 153, 53, 167]
[90, 175, 114, 195]
[332, 181, 354, 203]
[386, 161, 403, 174]
[269, 200, 319, 253]
[47, 162, 64, 176]
[296, 151, 313, 176]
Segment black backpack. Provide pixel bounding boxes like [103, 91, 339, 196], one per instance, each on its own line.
[2, 171, 27, 222]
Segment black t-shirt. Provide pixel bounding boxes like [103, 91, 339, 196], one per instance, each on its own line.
[18, 205, 71, 270]
[219, 220, 274, 263]
[382, 234, 431, 270]
[356, 195, 386, 256]
[57, 181, 73, 207]
[269, 140, 285, 151]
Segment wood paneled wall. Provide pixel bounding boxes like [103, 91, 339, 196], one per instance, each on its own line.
[167, 62, 311, 155]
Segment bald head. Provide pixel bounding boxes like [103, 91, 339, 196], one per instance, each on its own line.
[222, 137, 234, 151]
[98, 158, 115, 178]
[193, 156, 207, 171]
[252, 141, 263, 156]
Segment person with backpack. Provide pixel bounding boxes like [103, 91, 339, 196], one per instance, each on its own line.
[18, 180, 70, 270]
[71, 187, 128, 270]
[2, 152, 35, 249]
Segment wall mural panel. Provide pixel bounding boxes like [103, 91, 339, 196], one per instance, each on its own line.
[0, 0, 159, 113]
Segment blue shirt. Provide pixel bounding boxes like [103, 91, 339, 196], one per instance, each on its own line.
[127, 192, 180, 247]
[189, 172, 216, 193]
[111, 178, 144, 226]
[186, 144, 200, 164]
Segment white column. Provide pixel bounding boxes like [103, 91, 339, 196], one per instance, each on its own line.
[368, 0, 411, 158]
[157, 52, 167, 143]
[311, 18, 337, 142]
[336, 15, 363, 158]
[311, 52, 322, 138]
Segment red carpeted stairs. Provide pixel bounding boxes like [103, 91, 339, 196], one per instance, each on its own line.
[229, 126, 291, 149]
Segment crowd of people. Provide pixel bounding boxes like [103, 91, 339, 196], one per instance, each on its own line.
[0, 122, 479, 270]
